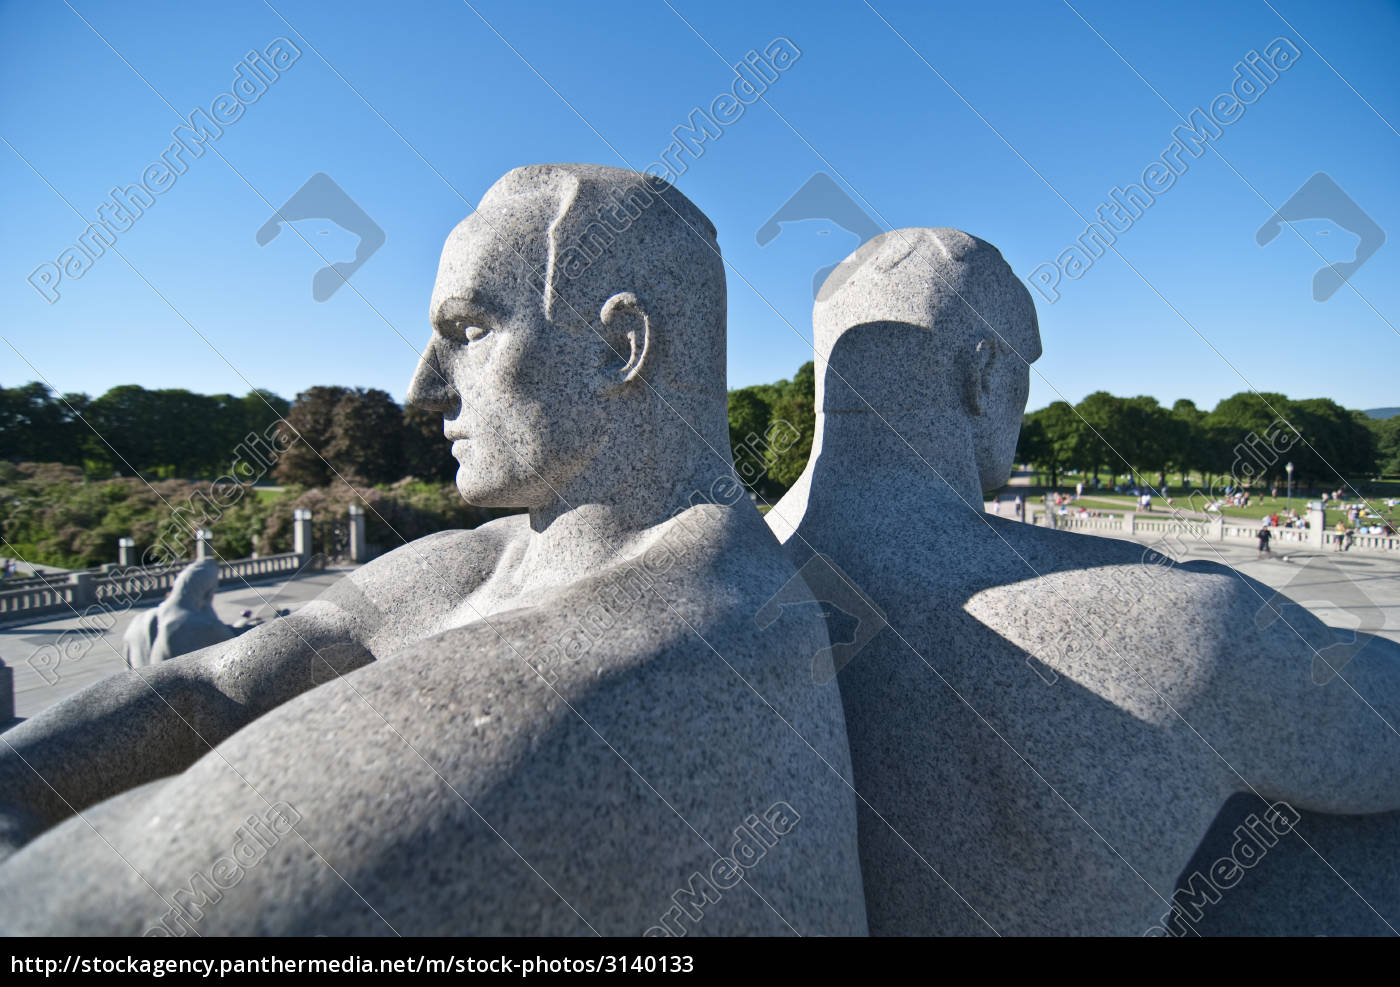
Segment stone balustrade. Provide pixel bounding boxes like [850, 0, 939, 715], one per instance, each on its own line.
[0, 506, 351, 626]
[1019, 506, 1399, 555]
[0, 552, 309, 625]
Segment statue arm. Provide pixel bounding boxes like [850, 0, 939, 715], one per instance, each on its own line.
[0, 600, 374, 858]
[1226, 580, 1400, 813]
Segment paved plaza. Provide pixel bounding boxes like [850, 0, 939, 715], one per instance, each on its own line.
[4, 527, 1396, 726]
[2, 565, 357, 722]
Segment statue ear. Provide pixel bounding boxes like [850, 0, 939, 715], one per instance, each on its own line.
[599, 291, 651, 390]
[963, 337, 997, 416]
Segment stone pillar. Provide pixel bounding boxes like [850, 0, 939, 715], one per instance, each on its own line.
[348, 504, 367, 563]
[1209, 516, 1224, 542]
[118, 537, 135, 567]
[293, 509, 314, 559]
[1308, 505, 1325, 550]
[251, 534, 260, 559]
[195, 529, 213, 561]
[68, 571, 96, 608]
[1124, 512, 1136, 535]
[0, 660, 12, 725]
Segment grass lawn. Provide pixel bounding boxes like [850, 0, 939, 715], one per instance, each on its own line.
[1045, 488, 1400, 529]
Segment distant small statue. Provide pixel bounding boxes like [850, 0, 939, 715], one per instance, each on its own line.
[121, 560, 235, 666]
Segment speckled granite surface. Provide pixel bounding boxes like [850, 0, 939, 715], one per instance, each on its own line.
[0, 166, 865, 937]
[769, 228, 1400, 935]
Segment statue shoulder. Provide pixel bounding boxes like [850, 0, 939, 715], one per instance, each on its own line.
[311, 515, 527, 630]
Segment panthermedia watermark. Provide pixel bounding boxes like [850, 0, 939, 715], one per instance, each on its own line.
[756, 172, 882, 299]
[256, 173, 384, 301]
[755, 553, 887, 685]
[524, 424, 800, 685]
[1029, 415, 1301, 685]
[1257, 172, 1385, 301]
[643, 800, 800, 936]
[1254, 556, 1383, 684]
[1145, 801, 1300, 936]
[27, 37, 302, 303]
[1028, 37, 1301, 303]
[144, 801, 302, 936]
[555, 37, 801, 282]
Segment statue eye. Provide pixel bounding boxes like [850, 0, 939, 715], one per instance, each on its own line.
[440, 319, 490, 343]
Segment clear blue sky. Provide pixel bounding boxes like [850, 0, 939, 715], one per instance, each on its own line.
[2, 0, 1396, 415]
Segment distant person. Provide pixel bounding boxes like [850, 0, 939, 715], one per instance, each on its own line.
[1139, 492, 1152, 512]
[1257, 525, 1272, 558]
[1075, 481, 1083, 501]
[1335, 520, 1348, 551]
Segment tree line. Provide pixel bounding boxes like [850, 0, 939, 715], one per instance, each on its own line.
[4, 377, 1393, 506]
[0, 382, 457, 486]
[1016, 391, 1399, 491]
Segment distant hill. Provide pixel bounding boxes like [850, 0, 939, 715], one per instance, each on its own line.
[1364, 407, 1400, 420]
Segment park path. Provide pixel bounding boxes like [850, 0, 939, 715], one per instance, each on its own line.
[2, 565, 358, 722]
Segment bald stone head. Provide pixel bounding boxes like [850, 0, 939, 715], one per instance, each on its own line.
[407, 164, 727, 509]
[813, 228, 1041, 491]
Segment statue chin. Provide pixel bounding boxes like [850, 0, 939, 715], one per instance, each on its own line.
[454, 469, 532, 511]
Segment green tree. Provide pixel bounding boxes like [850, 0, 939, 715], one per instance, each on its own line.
[273, 386, 351, 487]
[323, 388, 407, 484]
[1363, 414, 1400, 475]
[1017, 401, 1082, 488]
[763, 362, 816, 494]
[402, 404, 458, 483]
[728, 388, 772, 493]
[1074, 391, 1123, 485]
[0, 382, 90, 466]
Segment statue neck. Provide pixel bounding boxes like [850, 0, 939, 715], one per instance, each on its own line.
[811, 408, 984, 510]
[521, 416, 736, 582]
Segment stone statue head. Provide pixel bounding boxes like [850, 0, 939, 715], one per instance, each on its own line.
[812, 228, 1041, 491]
[408, 164, 727, 509]
[166, 560, 220, 615]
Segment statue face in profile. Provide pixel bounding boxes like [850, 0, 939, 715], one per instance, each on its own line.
[410, 195, 613, 510]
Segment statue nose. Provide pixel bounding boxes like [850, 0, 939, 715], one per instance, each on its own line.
[406, 338, 460, 414]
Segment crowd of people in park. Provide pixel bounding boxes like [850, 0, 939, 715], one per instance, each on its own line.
[1000, 473, 1398, 556]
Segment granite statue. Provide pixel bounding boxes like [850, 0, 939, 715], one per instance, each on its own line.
[0, 165, 865, 937]
[121, 560, 237, 667]
[765, 228, 1400, 935]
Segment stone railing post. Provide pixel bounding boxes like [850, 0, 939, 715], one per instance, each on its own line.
[1124, 512, 1136, 535]
[118, 537, 135, 567]
[348, 504, 367, 563]
[1209, 516, 1224, 542]
[293, 509, 314, 560]
[194, 529, 213, 561]
[1307, 505, 1325, 550]
[0, 660, 12, 725]
[68, 571, 96, 608]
